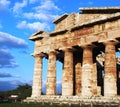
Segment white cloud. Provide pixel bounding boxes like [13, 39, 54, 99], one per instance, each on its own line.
[0, 48, 19, 68]
[13, 0, 60, 31]
[0, 0, 10, 10]
[0, 32, 28, 68]
[38, 0, 59, 11]
[0, 32, 28, 48]
[0, 72, 20, 78]
[17, 21, 49, 31]
[30, 0, 60, 21]
[13, 0, 27, 14]
[0, 72, 13, 78]
[23, 12, 59, 21]
[21, 0, 59, 21]
[29, 0, 38, 4]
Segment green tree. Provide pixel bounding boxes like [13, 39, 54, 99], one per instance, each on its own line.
[16, 84, 32, 100]
[0, 84, 32, 101]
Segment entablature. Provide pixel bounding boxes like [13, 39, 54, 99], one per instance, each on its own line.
[30, 7, 120, 54]
[29, 30, 49, 41]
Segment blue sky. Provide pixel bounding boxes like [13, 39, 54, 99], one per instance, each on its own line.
[0, 0, 120, 91]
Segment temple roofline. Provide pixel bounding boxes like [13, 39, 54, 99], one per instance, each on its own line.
[71, 12, 120, 31]
[79, 7, 120, 13]
[29, 30, 49, 41]
[50, 29, 68, 36]
[53, 13, 68, 24]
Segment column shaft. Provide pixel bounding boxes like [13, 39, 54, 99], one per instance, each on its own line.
[75, 63, 82, 95]
[104, 42, 117, 96]
[81, 46, 98, 96]
[31, 55, 42, 97]
[62, 49, 73, 96]
[46, 52, 56, 95]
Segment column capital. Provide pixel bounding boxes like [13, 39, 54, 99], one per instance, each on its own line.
[31, 52, 46, 58]
[103, 39, 119, 46]
[81, 44, 96, 49]
[61, 47, 76, 52]
[48, 51, 57, 55]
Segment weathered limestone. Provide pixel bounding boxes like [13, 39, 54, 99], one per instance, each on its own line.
[104, 41, 117, 96]
[62, 49, 73, 96]
[27, 7, 120, 104]
[31, 54, 43, 97]
[75, 63, 82, 95]
[46, 52, 56, 95]
[81, 45, 98, 96]
[93, 63, 101, 95]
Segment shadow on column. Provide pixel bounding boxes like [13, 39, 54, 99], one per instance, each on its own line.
[96, 63, 104, 96]
[73, 50, 83, 96]
[93, 47, 104, 96]
[117, 64, 120, 95]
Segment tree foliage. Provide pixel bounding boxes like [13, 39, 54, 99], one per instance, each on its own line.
[0, 84, 32, 101]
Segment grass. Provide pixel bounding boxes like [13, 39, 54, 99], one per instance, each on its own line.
[0, 102, 119, 107]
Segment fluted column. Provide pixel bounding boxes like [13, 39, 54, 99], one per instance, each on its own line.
[62, 49, 73, 96]
[31, 54, 43, 97]
[104, 41, 117, 96]
[46, 52, 56, 95]
[75, 63, 82, 95]
[81, 45, 98, 96]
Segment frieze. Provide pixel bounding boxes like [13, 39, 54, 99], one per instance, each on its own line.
[74, 27, 93, 37]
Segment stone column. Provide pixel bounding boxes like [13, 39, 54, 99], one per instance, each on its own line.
[75, 63, 82, 95]
[62, 49, 73, 96]
[46, 52, 56, 95]
[93, 63, 101, 95]
[31, 54, 43, 97]
[104, 41, 117, 96]
[81, 45, 98, 96]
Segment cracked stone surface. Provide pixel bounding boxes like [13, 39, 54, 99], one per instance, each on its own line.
[29, 7, 120, 103]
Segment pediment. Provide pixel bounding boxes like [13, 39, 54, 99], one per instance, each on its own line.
[53, 14, 68, 24]
[29, 30, 49, 41]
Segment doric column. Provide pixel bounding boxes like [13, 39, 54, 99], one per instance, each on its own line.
[75, 63, 82, 95]
[62, 49, 73, 96]
[31, 54, 43, 97]
[81, 45, 98, 96]
[104, 41, 117, 96]
[46, 52, 56, 95]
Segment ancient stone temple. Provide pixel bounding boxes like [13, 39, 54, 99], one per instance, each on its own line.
[25, 7, 120, 104]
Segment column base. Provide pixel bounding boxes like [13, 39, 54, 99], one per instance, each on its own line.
[24, 95, 120, 105]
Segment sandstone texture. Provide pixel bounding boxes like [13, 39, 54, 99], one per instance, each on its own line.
[27, 7, 120, 104]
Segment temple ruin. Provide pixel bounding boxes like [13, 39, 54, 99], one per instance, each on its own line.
[25, 7, 120, 104]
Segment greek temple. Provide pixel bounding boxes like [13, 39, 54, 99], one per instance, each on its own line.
[25, 7, 120, 104]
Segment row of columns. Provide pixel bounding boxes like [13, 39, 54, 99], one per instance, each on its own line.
[31, 41, 117, 97]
